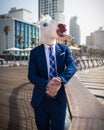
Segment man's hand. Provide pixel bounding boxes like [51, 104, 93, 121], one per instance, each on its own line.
[46, 77, 62, 97]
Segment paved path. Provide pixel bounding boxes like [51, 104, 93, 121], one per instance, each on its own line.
[0, 65, 104, 130]
[0, 66, 37, 130]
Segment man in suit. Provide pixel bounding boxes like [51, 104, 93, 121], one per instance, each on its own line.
[28, 15, 77, 130]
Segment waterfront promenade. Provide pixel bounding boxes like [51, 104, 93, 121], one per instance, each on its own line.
[0, 65, 104, 130]
[0, 66, 37, 130]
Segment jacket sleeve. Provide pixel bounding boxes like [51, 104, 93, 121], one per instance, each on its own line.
[58, 46, 77, 84]
[28, 50, 48, 92]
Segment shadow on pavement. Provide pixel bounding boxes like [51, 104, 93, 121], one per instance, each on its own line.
[7, 82, 30, 130]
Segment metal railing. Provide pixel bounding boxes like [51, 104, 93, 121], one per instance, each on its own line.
[76, 58, 104, 70]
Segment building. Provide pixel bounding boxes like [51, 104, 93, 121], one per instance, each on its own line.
[38, 0, 65, 23]
[8, 7, 34, 22]
[86, 33, 94, 48]
[0, 8, 39, 55]
[69, 16, 80, 45]
[86, 27, 104, 50]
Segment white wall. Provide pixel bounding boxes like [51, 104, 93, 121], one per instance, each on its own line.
[0, 18, 14, 54]
[9, 9, 33, 23]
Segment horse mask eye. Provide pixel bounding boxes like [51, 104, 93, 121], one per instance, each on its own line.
[43, 23, 48, 27]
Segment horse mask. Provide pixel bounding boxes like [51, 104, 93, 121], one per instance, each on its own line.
[39, 15, 67, 45]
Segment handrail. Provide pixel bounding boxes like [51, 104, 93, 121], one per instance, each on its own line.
[65, 76, 104, 130]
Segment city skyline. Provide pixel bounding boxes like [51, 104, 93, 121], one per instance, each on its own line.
[0, 0, 104, 44]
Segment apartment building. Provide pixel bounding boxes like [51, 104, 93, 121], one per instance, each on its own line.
[38, 0, 65, 22]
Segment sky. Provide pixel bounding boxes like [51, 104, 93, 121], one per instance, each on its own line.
[0, 0, 104, 44]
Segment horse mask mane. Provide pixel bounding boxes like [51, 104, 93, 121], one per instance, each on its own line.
[39, 15, 67, 45]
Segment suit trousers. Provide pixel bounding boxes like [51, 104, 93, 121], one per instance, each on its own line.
[34, 95, 66, 130]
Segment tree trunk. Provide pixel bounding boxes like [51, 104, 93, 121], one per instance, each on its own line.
[6, 35, 8, 49]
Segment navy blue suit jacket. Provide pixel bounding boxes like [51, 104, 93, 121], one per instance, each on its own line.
[28, 43, 77, 109]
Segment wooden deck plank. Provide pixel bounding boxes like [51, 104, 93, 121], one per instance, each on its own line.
[84, 85, 104, 90]
[69, 118, 104, 130]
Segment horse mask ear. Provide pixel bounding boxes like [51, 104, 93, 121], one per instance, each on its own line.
[40, 14, 45, 22]
[36, 14, 45, 25]
[40, 14, 52, 23]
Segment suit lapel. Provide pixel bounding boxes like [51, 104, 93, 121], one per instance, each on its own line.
[55, 44, 62, 73]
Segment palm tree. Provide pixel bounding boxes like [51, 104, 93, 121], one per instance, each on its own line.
[16, 34, 23, 60]
[3, 26, 10, 63]
[17, 34, 23, 48]
[71, 39, 77, 46]
[31, 38, 37, 47]
[3, 25, 10, 49]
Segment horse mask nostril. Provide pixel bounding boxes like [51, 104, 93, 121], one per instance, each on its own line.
[58, 24, 66, 28]
[58, 24, 66, 32]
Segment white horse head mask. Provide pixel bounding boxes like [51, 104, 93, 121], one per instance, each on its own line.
[39, 15, 67, 45]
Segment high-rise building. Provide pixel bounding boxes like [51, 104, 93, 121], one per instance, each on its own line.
[0, 8, 39, 55]
[86, 27, 104, 49]
[38, 0, 65, 23]
[69, 16, 80, 45]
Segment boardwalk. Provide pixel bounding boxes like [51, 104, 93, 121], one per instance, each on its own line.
[76, 66, 104, 104]
[0, 65, 104, 130]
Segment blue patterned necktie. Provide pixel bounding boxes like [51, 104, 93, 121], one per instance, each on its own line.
[49, 46, 57, 80]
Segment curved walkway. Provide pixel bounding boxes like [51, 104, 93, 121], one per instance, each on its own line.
[0, 65, 104, 130]
[0, 66, 37, 130]
[7, 82, 37, 130]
